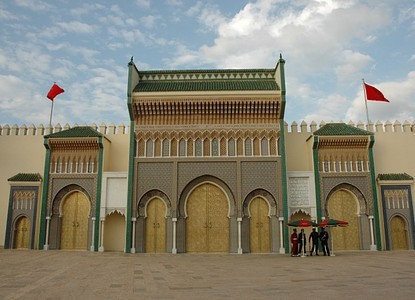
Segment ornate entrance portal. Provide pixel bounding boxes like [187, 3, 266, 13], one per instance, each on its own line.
[249, 197, 271, 253]
[145, 198, 166, 253]
[327, 190, 360, 250]
[390, 215, 408, 250]
[14, 216, 30, 249]
[186, 183, 229, 253]
[60, 191, 90, 250]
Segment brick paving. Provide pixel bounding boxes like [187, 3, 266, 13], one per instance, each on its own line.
[1, 249, 415, 299]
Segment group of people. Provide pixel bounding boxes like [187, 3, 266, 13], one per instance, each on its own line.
[290, 227, 330, 257]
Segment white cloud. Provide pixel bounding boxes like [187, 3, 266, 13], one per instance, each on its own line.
[0, 7, 19, 20]
[56, 21, 97, 34]
[166, 0, 183, 6]
[14, 0, 53, 12]
[335, 50, 373, 82]
[140, 15, 160, 28]
[135, 0, 150, 8]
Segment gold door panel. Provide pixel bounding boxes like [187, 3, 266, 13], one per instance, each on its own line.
[328, 190, 360, 250]
[186, 183, 229, 253]
[207, 184, 229, 252]
[14, 217, 30, 249]
[145, 198, 166, 253]
[249, 197, 271, 253]
[61, 192, 90, 250]
[186, 184, 208, 252]
[390, 216, 408, 250]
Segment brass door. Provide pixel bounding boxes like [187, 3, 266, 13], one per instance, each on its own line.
[145, 198, 166, 253]
[60, 192, 90, 250]
[14, 216, 30, 249]
[249, 197, 271, 253]
[390, 215, 408, 250]
[186, 183, 229, 253]
[328, 190, 360, 250]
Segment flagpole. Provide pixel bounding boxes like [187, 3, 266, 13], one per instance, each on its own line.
[362, 78, 370, 128]
[49, 99, 54, 131]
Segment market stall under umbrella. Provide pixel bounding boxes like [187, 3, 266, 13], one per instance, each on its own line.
[318, 219, 349, 256]
[287, 219, 318, 256]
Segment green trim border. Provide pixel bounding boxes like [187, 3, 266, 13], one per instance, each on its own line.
[312, 136, 322, 222]
[94, 136, 104, 251]
[369, 135, 382, 250]
[38, 139, 51, 249]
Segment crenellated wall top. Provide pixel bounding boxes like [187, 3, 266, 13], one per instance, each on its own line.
[285, 120, 415, 134]
[0, 123, 129, 136]
[1, 120, 414, 136]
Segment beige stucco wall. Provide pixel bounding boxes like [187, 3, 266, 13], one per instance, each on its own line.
[0, 134, 45, 246]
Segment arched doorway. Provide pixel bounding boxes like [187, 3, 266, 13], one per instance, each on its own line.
[104, 211, 126, 252]
[390, 215, 408, 250]
[186, 183, 229, 253]
[14, 216, 30, 249]
[145, 198, 166, 253]
[327, 190, 360, 250]
[60, 191, 90, 250]
[249, 197, 271, 253]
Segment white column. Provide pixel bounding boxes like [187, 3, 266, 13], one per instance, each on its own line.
[279, 217, 285, 254]
[44, 216, 51, 250]
[99, 219, 105, 252]
[172, 218, 177, 254]
[131, 218, 136, 254]
[237, 217, 242, 254]
[90, 217, 95, 251]
[368, 215, 377, 251]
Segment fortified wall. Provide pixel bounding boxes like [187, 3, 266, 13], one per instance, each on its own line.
[1, 120, 414, 248]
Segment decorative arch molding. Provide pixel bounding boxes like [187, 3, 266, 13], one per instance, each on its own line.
[242, 189, 278, 217]
[290, 208, 311, 217]
[51, 184, 92, 217]
[106, 209, 126, 218]
[324, 183, 367, 216]
[137, 189, 172, 218]
[178, 175, 236, 218]
[388, 212, 410, 225]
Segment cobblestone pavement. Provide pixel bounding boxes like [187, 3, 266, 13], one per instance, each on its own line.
[1, 249, 415, 300]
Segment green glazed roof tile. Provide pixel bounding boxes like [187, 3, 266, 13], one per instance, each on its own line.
[314, 123, 372, 136]
[134, 80, 278, 92]
[8, 173, 42, 182]
[377, 173, 413, 181]
[45, 126, 103, 138]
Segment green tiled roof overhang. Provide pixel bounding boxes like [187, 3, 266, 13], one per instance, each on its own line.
[134, 80, 279, 92]
[45, 126, 103, 138]
[8, 173, 42, 182]
[377, 173, 414, 181]
[314, 123, 372, 136]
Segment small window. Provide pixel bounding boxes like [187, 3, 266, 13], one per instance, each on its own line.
[162, 139, 170, 157]
[195, 138, 203, 156]
[146, 140, 154, 157]
[179, 139, 186, 156]
[228, 138, 235, 156]
[244, 138, 252, 156]
[212, 138, 219, 156]
[261, 138, 269, 156]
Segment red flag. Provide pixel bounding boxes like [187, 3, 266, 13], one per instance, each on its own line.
[364, 82, 389, 102]
[47, 83, 64, 101]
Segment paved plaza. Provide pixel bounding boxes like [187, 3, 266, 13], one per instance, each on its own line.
[0, 249, 415, 300]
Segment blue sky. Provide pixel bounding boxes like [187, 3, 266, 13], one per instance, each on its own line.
[1, 0, 414, 128]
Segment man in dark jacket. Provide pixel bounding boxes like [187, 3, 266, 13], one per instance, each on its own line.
[320, 227, 330, 256]
[298, 229, 307, 256]
[309, 227, 319, 256]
